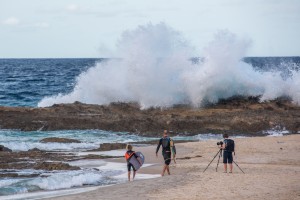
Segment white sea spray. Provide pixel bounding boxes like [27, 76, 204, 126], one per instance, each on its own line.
[38, 23, 300, 108]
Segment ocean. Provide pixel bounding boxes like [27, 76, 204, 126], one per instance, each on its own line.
[0, 58, 102, 107]
[0, 57, 299, 197]
[1, 57, 300, 108]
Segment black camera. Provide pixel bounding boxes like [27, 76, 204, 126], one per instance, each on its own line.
[217, 141, 223, 146]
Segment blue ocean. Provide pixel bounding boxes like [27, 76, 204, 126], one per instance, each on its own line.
[0, 58, 102, 107]
[0, 57, 299, 198]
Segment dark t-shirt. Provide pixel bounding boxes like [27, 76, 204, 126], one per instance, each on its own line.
[224, 139, 235, 152]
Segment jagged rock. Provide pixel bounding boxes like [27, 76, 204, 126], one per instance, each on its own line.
[82, 154, 123, 159]
[0, 145, 12, 152]
[28, 148, 42, 151]
[98, 143, 127, 151]
[0, 173, 40, 178]
[34, 162, 80, 170]
[40, 137, 81, 143]
[0, 98, 299, 135]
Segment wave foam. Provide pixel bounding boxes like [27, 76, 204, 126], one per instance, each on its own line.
[4, 141, 99, 151]
[38, 23, 300, 108]
[28, 171, 103, 190]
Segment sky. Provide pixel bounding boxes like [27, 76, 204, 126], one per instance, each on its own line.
[0, 0, 299, 58]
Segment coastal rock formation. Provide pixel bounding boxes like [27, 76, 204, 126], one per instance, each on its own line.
[34, 162, 80, 171]
[97, 143, 127, 151]
[0, 148, 124, 171]
[0, 97, 299, 136]
[40, 137, 81, 143]
[0, 172, 40, 178]
[0, 145, 12, 152]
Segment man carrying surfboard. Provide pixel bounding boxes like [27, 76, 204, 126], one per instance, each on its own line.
[156, 130, 176, 176]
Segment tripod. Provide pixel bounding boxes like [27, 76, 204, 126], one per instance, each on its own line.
[203, 149, 222, 173]
[203, 149, 245, 174]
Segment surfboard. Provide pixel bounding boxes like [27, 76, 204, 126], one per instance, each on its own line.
[128, 152, 145, 171]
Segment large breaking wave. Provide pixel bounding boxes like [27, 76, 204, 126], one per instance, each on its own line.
[38, 23, 300, 108]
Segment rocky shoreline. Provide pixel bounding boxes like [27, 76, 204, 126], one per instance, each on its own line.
[0, 97, 299, 136]
[0, 142, 126, 178]
[0, 134, 205, 179]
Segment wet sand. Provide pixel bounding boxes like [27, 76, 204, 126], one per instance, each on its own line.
[45, 134, 300, 200]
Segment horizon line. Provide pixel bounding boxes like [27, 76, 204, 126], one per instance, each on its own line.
[1, 56, 300, 59]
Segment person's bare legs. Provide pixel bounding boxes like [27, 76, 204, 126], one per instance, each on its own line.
[229, 163, 233, 173]
[133, 171, 136, 180]
[223, 163, 227, 173]
[161, 165, 167, 176]
[166, 165, 170, 175]
[128, 171, 131, 181]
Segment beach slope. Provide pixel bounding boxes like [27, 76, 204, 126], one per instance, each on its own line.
[45, 134, 300, 200]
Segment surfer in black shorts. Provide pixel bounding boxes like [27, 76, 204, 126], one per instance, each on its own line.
[156, 130, 176, 176]
[125, 144, 138, 181]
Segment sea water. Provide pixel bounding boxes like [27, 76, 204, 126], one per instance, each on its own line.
[0, 129, 158, 196]
[1, 57, 300, 108]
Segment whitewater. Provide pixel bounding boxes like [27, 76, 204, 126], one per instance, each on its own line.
[38, 23, 300, 108]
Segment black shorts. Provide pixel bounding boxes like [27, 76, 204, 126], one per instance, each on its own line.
[127, 163, 136, 171]
[163, 151, 171, 165]
[223, 151, 233, 164]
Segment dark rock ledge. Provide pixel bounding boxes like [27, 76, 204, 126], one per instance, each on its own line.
[0, 97, 299, 136]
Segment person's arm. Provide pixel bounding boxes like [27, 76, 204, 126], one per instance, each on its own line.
[172, 140, 176, 156]
[221, 139, 227, 150]
[220, 143, 225, 149]
[156, 139, 162, 157]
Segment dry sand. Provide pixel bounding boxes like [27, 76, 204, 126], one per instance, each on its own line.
[46, 135, 300, 200]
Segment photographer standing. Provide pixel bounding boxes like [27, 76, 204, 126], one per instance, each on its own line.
[221, 133, 235, 173]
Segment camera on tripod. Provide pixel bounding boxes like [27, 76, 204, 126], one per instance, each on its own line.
[217, 141, 223, 146]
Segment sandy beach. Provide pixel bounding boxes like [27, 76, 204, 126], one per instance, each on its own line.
[42, 134, 300, 200]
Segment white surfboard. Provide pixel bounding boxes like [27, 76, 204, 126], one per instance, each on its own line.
[128, 152, 145, 171]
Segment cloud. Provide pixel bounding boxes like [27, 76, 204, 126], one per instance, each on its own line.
[66, 4, 80, 12]
[63, 3, 143, 18]
[1, 17, 49, 29]
[2, 17, 20, 25]
[65, 4, 94, 14]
